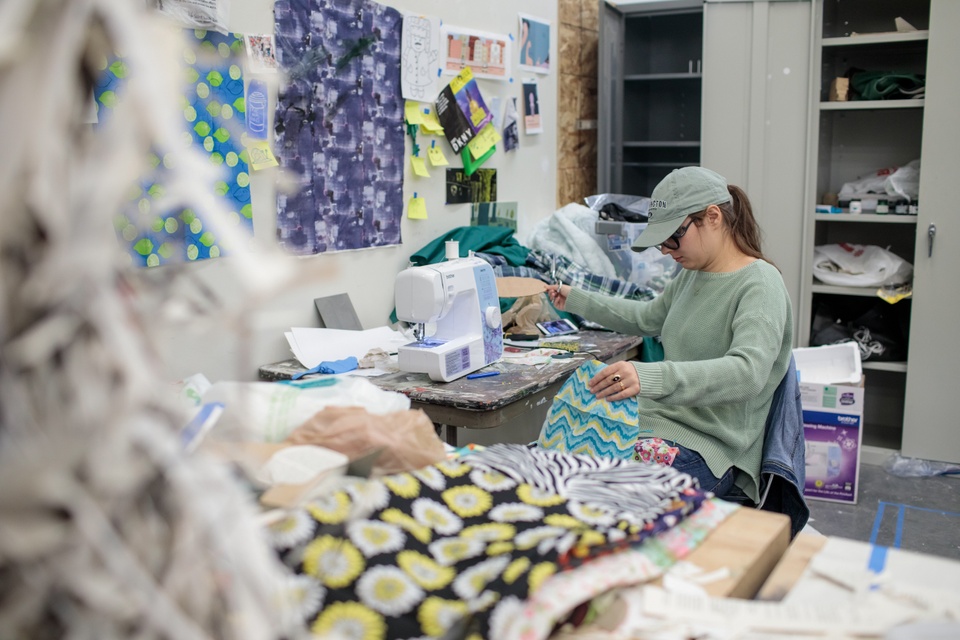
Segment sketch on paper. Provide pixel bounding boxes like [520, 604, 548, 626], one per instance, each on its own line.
[274, 0, 405, 254]
[518, 14, 551, 74]
[93, 29, 252, 267]
[401, 14, 441, 102]
[522, 78, 542, 135]
[441, 25, 512, 81]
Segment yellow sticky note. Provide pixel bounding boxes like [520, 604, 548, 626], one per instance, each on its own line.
[404, 101, 424, 125]
[427, 146, 449, 167]
[467, 123, 501, 160]
[247, 140, 279, 170]
[420, 111, 444, 135]
[411, 156, 430, 177]
[408, 196, 427, 219]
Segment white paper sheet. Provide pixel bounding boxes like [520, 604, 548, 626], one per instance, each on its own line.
[286, 327, 409, 369]
[401, 14, 442, 102]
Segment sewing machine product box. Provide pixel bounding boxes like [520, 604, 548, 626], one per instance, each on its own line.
[794, 344, 865, 504]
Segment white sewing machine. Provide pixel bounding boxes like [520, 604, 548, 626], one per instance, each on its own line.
[394, 255, 503, 382]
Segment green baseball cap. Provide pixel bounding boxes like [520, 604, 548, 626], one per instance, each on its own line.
[632, 166, 732, 251]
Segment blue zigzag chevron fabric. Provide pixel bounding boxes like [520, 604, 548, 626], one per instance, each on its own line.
[537, 360, 639, 459]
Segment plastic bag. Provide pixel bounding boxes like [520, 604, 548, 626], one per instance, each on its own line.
[883, 453, 960, 477]
[813, 243, 913, 287]
[884, 159, 921, 199]
[149, 0, 229, 32]
[584, 193, 650, 222]
[838, 166, 899, 197]
[203, 378, 412, 443]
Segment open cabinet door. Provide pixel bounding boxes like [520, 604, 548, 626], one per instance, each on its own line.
[597, 0, 624, 194]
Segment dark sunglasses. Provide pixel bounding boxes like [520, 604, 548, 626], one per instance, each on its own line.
[658, 218, 696, 251]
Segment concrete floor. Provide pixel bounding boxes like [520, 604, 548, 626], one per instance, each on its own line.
[805, 462, 960, 561]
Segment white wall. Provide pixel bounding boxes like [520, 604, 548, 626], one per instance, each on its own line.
[159, 0, 558, 383]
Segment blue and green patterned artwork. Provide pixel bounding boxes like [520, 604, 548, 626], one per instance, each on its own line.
[93, 29, 253, 267]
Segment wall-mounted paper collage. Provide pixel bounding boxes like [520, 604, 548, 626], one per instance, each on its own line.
[401, 14, 441, 102]
[441, 26, 512, 81]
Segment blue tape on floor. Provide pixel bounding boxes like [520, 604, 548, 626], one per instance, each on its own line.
[868, 501, 889, 574]
[894, 504, 906, 549]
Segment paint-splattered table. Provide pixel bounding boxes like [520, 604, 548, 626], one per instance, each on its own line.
[259, 330, 642, 446]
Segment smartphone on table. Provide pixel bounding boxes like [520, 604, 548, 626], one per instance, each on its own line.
[536, 318, 579, 337]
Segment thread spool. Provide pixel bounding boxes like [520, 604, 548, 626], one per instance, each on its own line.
[445, 240, 460, 260]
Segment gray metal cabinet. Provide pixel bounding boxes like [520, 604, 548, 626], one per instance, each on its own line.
[901, 0, 960, 464]
[701, 0, 812, 340]
[800, 0, 959, 463]
[598, 0, 704, 197]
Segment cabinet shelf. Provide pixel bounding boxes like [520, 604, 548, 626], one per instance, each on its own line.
[820, 99, 924, 111]
[815, 213, 918, 223]
[811, 283, 884, 297]
[822, 31, 929, 47]
[623, 141, 700, 148]
[623, 162, 697, 168]
[624, 73, 702, 81]
[863, 361, 908, 373]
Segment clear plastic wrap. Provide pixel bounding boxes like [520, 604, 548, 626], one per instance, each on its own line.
[883, 453, 960, 478]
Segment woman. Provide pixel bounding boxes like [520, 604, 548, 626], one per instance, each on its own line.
[547, 166, 793, 503]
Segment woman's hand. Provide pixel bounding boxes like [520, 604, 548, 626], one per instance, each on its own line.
[588, 362, 639, 400]
[546, 283, 571, 311]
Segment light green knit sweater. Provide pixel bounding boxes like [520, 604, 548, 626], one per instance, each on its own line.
[565, 260, 793, 501]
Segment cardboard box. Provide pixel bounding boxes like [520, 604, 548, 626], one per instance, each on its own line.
[829, 77, 849, 101]
[794, 344, 865, 504]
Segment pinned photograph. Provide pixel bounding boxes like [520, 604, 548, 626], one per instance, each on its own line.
[518, 14, 550, 74]
[521, 79, 542, 135]
[243, 34, 278, 73]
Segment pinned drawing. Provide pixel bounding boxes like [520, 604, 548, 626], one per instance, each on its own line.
[401, 14, 441, 102]
[441, 25, 512, 81]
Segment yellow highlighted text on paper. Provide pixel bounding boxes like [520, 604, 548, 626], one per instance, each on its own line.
[428, 146, 449, 167]
[404, 101, 424, 125]
[450, 67, 473, 94]
[468, 123, 501, 160]
[247, 140, 279, 170]
[411, 156, 431, 178]
[408, 197, 428, 219]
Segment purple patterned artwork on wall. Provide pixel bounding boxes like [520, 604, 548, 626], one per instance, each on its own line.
[274, 0, 404, 254]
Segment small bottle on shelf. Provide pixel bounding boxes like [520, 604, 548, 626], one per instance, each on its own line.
[909, 199, 919, 215]
[876, 199, 889, 214]
[848, 199, 862, 214]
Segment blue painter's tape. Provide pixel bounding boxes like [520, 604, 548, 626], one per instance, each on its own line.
[509, 33, 515, 41]
[868, 544, 889, 574]
[894, 504, 906, 548]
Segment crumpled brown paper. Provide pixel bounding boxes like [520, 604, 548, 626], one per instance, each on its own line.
[284, 405, 446, 475]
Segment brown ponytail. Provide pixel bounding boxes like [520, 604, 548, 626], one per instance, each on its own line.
[717, 184, 772, 265]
